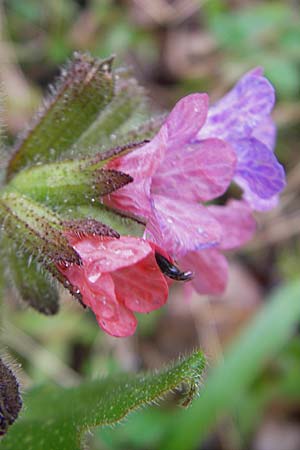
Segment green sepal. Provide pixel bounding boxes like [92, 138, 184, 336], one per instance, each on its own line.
[7, 52, 114, 180]
[117, 114, 165, 146]
[8, 162, 132, 207]
[6, 142, 146, 207]
[61, 218, 120, 239]
[75, 71, 148, 152]
[7, 245, 59, 315]
[72, 204, 145, 237]
[0, 192, 80, 265]
[0, 193, 126, 306]
[1, 350, 206, 450]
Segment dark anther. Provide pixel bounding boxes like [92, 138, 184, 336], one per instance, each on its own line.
[155, 252, 193, 281]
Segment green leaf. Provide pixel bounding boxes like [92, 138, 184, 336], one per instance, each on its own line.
[97, 406, 174, 450]
[209, 3, 291, 50]
[6, 52, 114, 180]
[232, 338, 300, 440]
[1, 350, 206, 450]
[263, 56, 300, 99]
[163, 280, 300, 450]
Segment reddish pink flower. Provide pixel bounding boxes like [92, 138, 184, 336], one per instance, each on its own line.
[105, 94, 237, 258]
[57, 235, 169, 337]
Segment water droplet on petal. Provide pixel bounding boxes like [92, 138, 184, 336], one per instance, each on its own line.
[88, 271, 101, 283]
[100, 299, 116, 320]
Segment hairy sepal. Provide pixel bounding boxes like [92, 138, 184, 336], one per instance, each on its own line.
[7, 52, 114, 179]
[8, 163, 132, 207]
[0, 192, 80, 265]
[76, 70, 148, 152]
[7, 245, 60, 315]
[0, 357, 22, 437]
[7, 142, 149, 208]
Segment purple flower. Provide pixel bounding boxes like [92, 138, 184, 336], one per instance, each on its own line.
[199, 67, 286, 211]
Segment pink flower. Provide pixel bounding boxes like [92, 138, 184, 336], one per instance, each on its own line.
[105, 94, 237, 259]
[180, 200, 256, 294]
[57, 235, 169, 337]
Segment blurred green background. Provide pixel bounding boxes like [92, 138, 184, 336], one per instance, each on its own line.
[1, 1, 300, 449]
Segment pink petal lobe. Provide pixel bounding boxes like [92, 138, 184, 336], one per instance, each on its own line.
[96, 300, 138, 337]
[112, 252, 169, 313]
[152, 138, 236, 202]
[208, 200, 256, 250]
[57, 262, 137, 337]
[108, 130, 167, 180]
[70, 235, 152, 272]
[162, 93, 209, 147]
[181, 249, 229, 295]
[84, 273, 137, 337]
[146, 194, 222, 257]
[104, 177, 152, 219]
[105, 130, 167, 218]
[82, 272, 118, 317]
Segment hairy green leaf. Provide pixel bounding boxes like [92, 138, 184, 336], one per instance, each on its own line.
[163, 280, 300, 450]
[1, 351, 206, 450]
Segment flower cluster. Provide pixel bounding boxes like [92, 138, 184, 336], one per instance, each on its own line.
[58, 68, 285, 337]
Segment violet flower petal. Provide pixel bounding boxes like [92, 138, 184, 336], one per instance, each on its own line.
[235, 138, 286, 201]
[238, 179, 280, 211]
[200, 68, 275, 141]
[252, 117, 276, 151]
